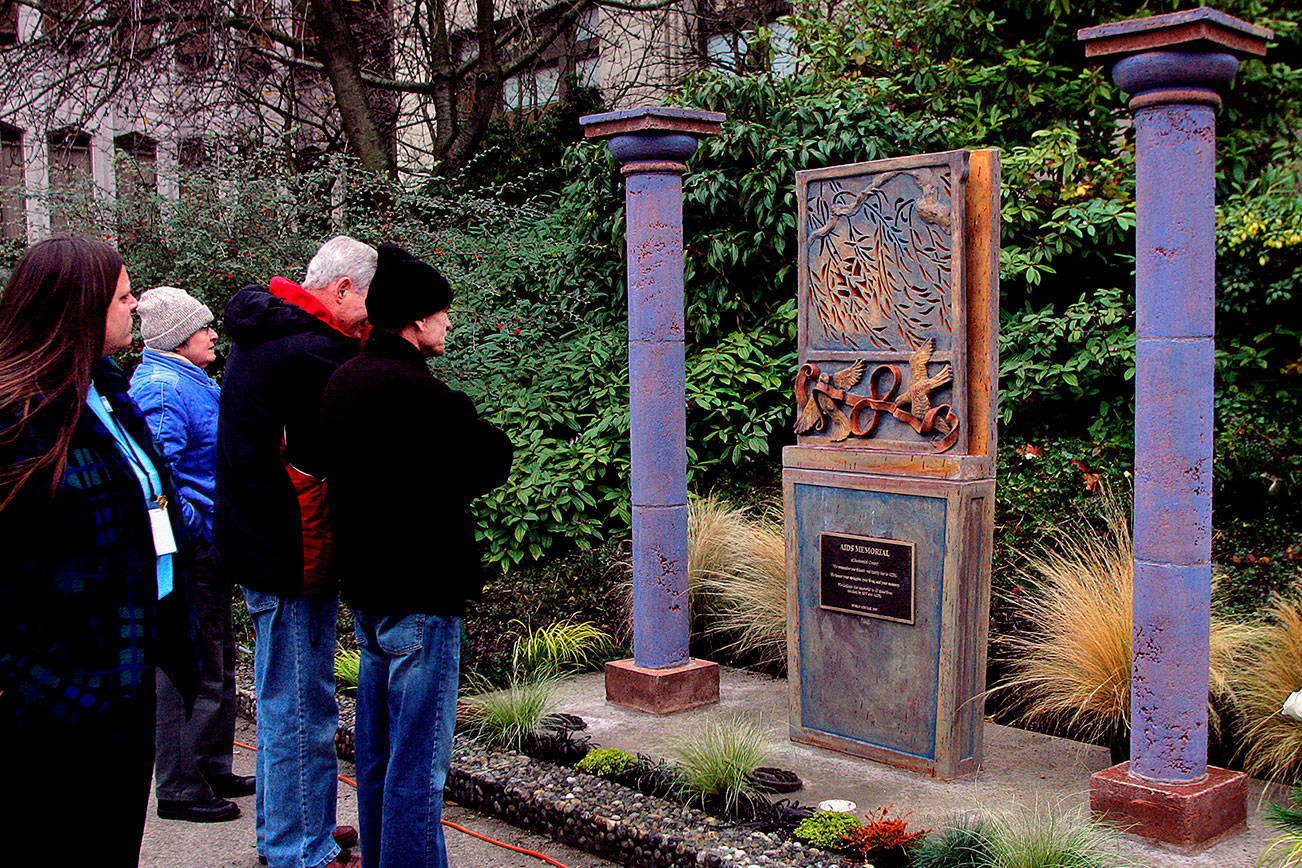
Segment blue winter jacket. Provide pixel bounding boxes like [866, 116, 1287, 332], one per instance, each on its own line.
[129, 349, 220, 542]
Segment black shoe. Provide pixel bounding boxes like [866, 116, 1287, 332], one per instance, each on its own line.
[207, 771, 257, 798]
[157, 794, 241, 822]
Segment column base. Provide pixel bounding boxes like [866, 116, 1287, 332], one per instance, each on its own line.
[1090, 762, 1247, 849]
[604, 658, 720, 714]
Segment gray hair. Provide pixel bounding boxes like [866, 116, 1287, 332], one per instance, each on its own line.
[301, 235, 378, 293]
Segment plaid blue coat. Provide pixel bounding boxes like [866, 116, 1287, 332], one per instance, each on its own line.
[0, 359, 196, 728]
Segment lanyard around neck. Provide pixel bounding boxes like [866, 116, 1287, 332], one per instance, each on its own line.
[88, 385, 165, 509]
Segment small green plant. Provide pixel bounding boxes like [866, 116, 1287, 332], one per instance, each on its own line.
[574, 747, 639, 778]
[1261, 788, 1302, 867]
[510, 618, 617, 680]
[668, 716, 770, 816]
[334, 645, 361, 693]
[911, 815, 997, 868]
[986, 805, 1128, 868]
[459, 678, 557, 751]
[792, 811, 862, 849]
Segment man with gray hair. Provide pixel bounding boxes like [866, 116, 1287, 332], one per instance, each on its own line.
[215, 235, 375, 868]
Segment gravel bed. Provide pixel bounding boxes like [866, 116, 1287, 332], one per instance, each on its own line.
[447, 737, 857, 868]
[235, 678, 854, 867]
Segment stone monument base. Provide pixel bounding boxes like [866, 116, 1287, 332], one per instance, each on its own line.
[1090, 762, 1247, 849]
[605, 658, 719, 714]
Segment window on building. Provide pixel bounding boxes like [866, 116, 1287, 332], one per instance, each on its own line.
[493, 3, 603, 116]
[115, 132, 158, 237]
[113, 0, 161, 55]
[48, 128, 92, 234]
[175, 0, 216, 72]
[699, 0, 795, 77]
[42, 0, 88, 53]
[0, 1, 19, 47]
[1, 124, 25, 241]
[503, 62, 562, 113]
[291, 0, 316, 59]
[177, 136, 209, 204]
[235, 0, 275, 73]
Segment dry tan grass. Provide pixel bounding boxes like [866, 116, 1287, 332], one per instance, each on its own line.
[998, 486, 1249, 743]
[688, 494, 788, 668]
[1231, 596, 1302, 783]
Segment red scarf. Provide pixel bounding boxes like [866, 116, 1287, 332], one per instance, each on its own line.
[269, 276, 356, 339]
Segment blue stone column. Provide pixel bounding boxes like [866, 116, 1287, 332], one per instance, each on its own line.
[1115, 50, 1238, 784]
[581, 108, 724, 688]
[616, 132, 697, 667]
[1080, 9, 1270, 808]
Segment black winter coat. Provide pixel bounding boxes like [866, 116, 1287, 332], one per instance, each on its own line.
[0, 359, 198, 725]
[214, 283, 359, 595]
[321, 330, 513, 615]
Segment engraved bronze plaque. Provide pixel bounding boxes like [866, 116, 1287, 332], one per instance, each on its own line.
[819, 532, 916, 624]
[796, 150, 970, 453]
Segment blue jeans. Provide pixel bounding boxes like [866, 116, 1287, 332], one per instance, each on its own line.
[353, 610, 461, 868]
[243, 588, 340, 868]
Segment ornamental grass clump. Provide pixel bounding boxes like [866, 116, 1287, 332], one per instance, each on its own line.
[459, 678, 557, 752]
[334, 644, 361, 693]
[792, 811, 861, 849]
[997, 485, 1249, 744]
[1260, 788, 1302, 868]
[910, 815, 998, 868]
[668, 715, 771, 816]
[687, 493, 787, 669]
[510, 618, 618, 680]
[990, 805, 1128, 868]
[1229, 595, 1302, 783]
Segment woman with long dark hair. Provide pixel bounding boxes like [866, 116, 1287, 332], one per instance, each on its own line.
[0, 237, 195, 864]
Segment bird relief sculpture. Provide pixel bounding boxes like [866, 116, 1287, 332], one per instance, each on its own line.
[793, 339, 961, 453]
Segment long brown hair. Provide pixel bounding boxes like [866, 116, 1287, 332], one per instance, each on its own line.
[0, 237, 125, 508]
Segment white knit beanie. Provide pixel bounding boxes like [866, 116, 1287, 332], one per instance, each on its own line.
[138, 286, 213, 351]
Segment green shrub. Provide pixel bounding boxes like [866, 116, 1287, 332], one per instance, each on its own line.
[792, 811, 861, 849]
[574, 748, 639, 778]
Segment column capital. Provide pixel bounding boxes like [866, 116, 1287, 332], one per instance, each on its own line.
[1080, 9, 1271, 110]
[581, 107, 726, 175]
[1078, 8, 1271, 62]
[580, 106, 725, 140]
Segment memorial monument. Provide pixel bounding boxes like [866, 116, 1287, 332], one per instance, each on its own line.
[785, 148, 1000, 779]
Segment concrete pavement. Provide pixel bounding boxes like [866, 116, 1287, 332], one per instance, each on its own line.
[548, 668, 1281, 868]
[139, 717, 616, 868]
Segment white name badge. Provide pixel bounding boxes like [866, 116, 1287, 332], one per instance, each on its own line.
[149, 505, 178, 556]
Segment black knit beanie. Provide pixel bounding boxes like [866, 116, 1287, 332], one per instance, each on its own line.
[365, 243, 453, 329]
